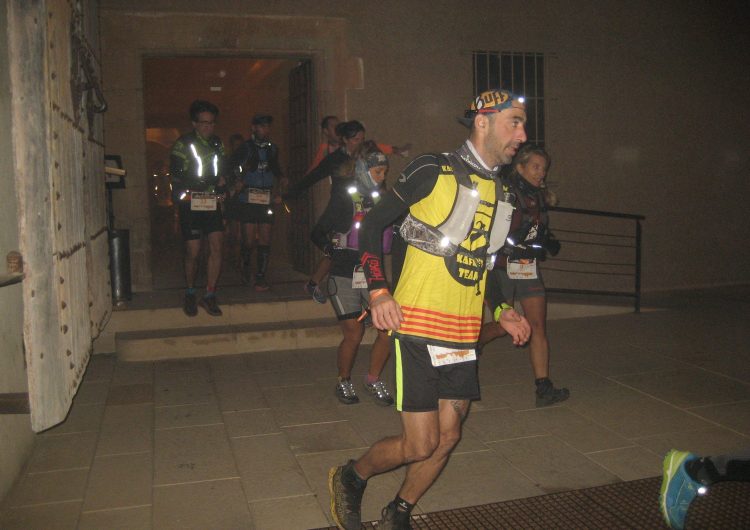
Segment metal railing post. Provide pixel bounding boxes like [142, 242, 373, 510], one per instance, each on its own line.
[635, 219, 642, 313]
[545, 206, 645, 310]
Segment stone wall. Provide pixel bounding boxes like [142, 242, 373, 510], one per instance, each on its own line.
[100, 0, 750, 292]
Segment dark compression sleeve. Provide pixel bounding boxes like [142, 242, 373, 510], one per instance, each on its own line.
[359, 192, 408, 289]
[285, 151, 346, 199]
[310, 183, 352, 252]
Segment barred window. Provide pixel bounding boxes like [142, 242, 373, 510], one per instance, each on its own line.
[473, 51, 545, 146]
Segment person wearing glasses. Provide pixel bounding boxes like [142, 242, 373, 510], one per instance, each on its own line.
[169, 99, 227, 317]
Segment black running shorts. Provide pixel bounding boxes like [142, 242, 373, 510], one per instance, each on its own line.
[394, 338, 479, 412]
[178, 202, 224, 241]
[238, 203, 275, 225]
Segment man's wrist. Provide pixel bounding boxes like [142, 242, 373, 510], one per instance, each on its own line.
[369, 288, 390, 303]
[493, 302, 513, 322]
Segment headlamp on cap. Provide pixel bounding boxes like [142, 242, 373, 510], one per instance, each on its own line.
[463, 89, 525, 123]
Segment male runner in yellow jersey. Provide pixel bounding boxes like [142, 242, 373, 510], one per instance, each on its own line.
[328, 89, 532, 529]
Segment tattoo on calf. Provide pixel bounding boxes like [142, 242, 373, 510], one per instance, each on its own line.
[450, 400, 467, 419]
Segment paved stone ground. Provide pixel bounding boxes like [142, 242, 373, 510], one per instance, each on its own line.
[1, 286, 748, 529]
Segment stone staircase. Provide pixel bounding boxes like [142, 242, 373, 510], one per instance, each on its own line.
[95, 295, 378, 361]
[94, 284, 643, 362]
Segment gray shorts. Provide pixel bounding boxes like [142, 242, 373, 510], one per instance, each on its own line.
[486, 265, 545, 309]
[327, 275, 370, 321]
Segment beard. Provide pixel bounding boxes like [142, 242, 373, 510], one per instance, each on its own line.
[483, 128, 513, 166]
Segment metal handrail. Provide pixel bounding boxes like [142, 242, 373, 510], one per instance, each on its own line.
[545, 206, 645, 312]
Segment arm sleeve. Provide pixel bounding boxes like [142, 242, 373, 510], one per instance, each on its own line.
[309, 221, 331, 253]
[359, 154, 440, 290]
[169, 141, 188, 190]
[286, 152, 338, 198]
[359, 192, 407, 289]
[214, 141, 227, 192]
[310, 185, 350, 251]
[269, 144, 284, 179]
[305, 143, 327, 175]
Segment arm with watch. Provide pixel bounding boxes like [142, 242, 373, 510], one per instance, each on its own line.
[358, 188, 414, 331]
[492, 300, 531, 347]
[483, 264, 531, 346]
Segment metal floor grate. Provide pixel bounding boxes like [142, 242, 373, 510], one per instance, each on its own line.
[319, 477, 750, 529]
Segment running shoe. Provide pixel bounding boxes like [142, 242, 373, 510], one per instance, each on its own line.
[364, 379, 394, 406]
[254, 275, 270, 292]
[183, 293, 198, 317]
[660, 449, 706, 529]
[328, 460, 366, 530]
[240, 257, 252, 285]
[335, 378, 359, 405]
[198, 295, 222, 317]
[378, 501, 413, 530]
[535, 378, 570, 407]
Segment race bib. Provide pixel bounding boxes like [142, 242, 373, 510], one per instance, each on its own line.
[190, 192, 217, 211]
[426, 345, 477, 367]
[507, 259, 538, 280]
[247, 188, 271, 205]
[352, 266, 367, 289]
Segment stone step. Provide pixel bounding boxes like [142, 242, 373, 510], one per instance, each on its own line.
[116, 318, 378, 362]
[95, 297, 335, 355]
[110, 304, 643, 362]
[96, 287, 645, 361]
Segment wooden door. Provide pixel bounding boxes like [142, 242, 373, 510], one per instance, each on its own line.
[8, 0, 110, 431]
[287, 60, 315, 274]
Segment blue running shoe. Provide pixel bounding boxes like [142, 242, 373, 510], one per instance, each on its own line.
[660, 449, 708, 529]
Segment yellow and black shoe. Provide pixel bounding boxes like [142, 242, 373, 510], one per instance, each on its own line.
[328, 460, 366, 530]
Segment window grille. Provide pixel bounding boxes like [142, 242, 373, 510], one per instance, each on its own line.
[472, 51, 545, 146]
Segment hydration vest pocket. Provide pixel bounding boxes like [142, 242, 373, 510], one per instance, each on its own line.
[399, 214, 459, 257]
[488, 200, 514, 254]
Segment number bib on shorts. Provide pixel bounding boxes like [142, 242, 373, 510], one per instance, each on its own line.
[190, 192, 217, 211]
[426, 345, 477, 366]
[247, 188, 271, 205]
[352, 265, 367, 289]
[507, 259, 538, 280]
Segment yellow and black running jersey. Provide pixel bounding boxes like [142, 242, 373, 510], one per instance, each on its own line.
[391, 154, 497, 348]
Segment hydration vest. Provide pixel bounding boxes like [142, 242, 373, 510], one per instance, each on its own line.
[502, 174, 549, 259]
[238, 140, 277, 194]
[399, 153, 513, 259]
[171, 132, 223, 200]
